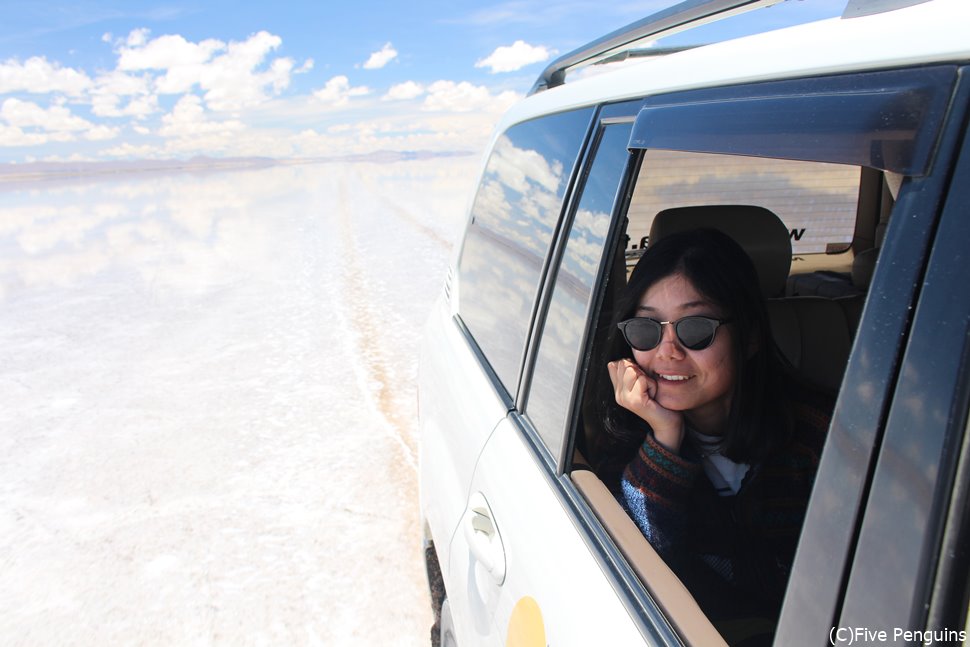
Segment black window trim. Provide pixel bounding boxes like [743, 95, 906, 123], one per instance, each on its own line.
[517, 102, 642, 471]
[514, 106, 601, 419]
[835, 73, 970, 637]
[628, 65, 958, 175]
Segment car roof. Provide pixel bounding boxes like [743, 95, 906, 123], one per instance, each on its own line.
[497, 0, 970, 134]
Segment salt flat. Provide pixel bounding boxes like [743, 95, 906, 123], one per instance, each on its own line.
[0, 156, 479, 646]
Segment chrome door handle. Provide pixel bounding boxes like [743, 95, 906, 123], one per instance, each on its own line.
[462, 492, 506, 585]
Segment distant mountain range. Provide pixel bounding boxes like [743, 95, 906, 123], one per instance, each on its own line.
[0, 150, 475, 182]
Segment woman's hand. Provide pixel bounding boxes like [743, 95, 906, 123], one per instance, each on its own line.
[607, 359, 685, 454]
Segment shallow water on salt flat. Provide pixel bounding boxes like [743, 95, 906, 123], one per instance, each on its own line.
[0, 157, 478, 646]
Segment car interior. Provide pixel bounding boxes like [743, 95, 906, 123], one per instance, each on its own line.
[569, 152, 901, 645]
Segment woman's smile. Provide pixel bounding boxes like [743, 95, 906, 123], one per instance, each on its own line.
[653, 372, 693, 382]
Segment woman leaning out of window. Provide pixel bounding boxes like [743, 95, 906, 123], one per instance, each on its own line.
[594, 228, 832, 646]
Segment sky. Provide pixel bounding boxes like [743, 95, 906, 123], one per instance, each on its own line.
[0, 0, 846, 164]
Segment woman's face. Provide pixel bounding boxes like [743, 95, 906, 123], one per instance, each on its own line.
[631, 272, 737, 434]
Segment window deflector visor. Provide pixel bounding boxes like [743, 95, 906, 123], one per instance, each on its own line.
[628, 66, 956, 175]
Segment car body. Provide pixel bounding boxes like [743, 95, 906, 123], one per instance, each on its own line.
[418, 0, 970, 644]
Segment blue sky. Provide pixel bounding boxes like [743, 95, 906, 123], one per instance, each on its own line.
[0, 0, 844, 164]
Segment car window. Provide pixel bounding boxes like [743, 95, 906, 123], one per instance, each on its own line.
[627, 150, 861, 256]
[525, 122, 632, 460]
[457, 108, 594, 396]
[578, 150, 870, 645]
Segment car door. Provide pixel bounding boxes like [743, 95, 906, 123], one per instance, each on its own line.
[446, 107, 686, 646]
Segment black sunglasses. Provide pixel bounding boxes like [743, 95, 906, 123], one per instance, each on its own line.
[617, 316, 732, 351]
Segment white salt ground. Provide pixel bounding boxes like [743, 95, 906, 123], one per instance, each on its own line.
[0, 157, 479, 646]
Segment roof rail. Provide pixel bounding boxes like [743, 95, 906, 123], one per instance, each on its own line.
[528, 0, 784, 95]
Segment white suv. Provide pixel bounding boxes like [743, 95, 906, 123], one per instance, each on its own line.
[419, 1, 970, 645]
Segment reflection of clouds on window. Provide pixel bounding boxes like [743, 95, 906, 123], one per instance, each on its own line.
[527, 207, 608, 450]
[562, 207, 611, 284]
[527, 122, 631, 452]
[489, 134, 564, 196]
[470, 135, 565, 262]
[458, 108, 594, 395]
[473, 179, 512, 223]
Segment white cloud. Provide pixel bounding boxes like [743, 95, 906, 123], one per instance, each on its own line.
[94, 70, 152, 97]
[0, 123, 48, 147]
[383, 81, 425, 101]
[200, 40, 294, 111]
[126, 28, 151, 48]
[3, 98, 90, 132]
[124, 95, 159, 118]
[84, 124, 121, 141]
[90, 71, 157, 118]
[158, 95, 249, 157]
[0, 56, 92, 96]
[475, 40, 552, 73]
[0, 25, 529, 161]
[158, 95, 245, 139]
[0, 98, 120, 147]
[362, 43, 398, 70]
[117, 30, 293, 111]
[118, 32, 224, 71]
[312, 75, 370, 107]
[422, 81, 519, 113]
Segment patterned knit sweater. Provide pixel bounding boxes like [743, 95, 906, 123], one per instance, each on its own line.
[620, 396, 831, 627]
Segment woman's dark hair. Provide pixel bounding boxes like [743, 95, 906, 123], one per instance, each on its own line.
[596, 227, 792, 473]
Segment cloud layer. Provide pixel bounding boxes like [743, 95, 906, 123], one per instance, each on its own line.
[0, 26, 540, 162]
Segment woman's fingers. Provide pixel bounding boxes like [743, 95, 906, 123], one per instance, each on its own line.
[606, 358, 685, 453]
[626, 371, 651, 405]
[608, 359, 653, 410]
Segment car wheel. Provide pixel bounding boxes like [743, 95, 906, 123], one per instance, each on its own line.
[440, 597, 458, 647]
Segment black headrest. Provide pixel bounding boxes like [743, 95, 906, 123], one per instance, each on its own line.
[649, 205, 792, 297]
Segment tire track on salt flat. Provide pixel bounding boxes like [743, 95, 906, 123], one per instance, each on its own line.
[333, 175, 434, 638]
[335, 180, 418, 471]
[386, 202, 453, 251]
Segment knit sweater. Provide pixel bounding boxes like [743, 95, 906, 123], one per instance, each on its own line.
[620, 395, 831, 630]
